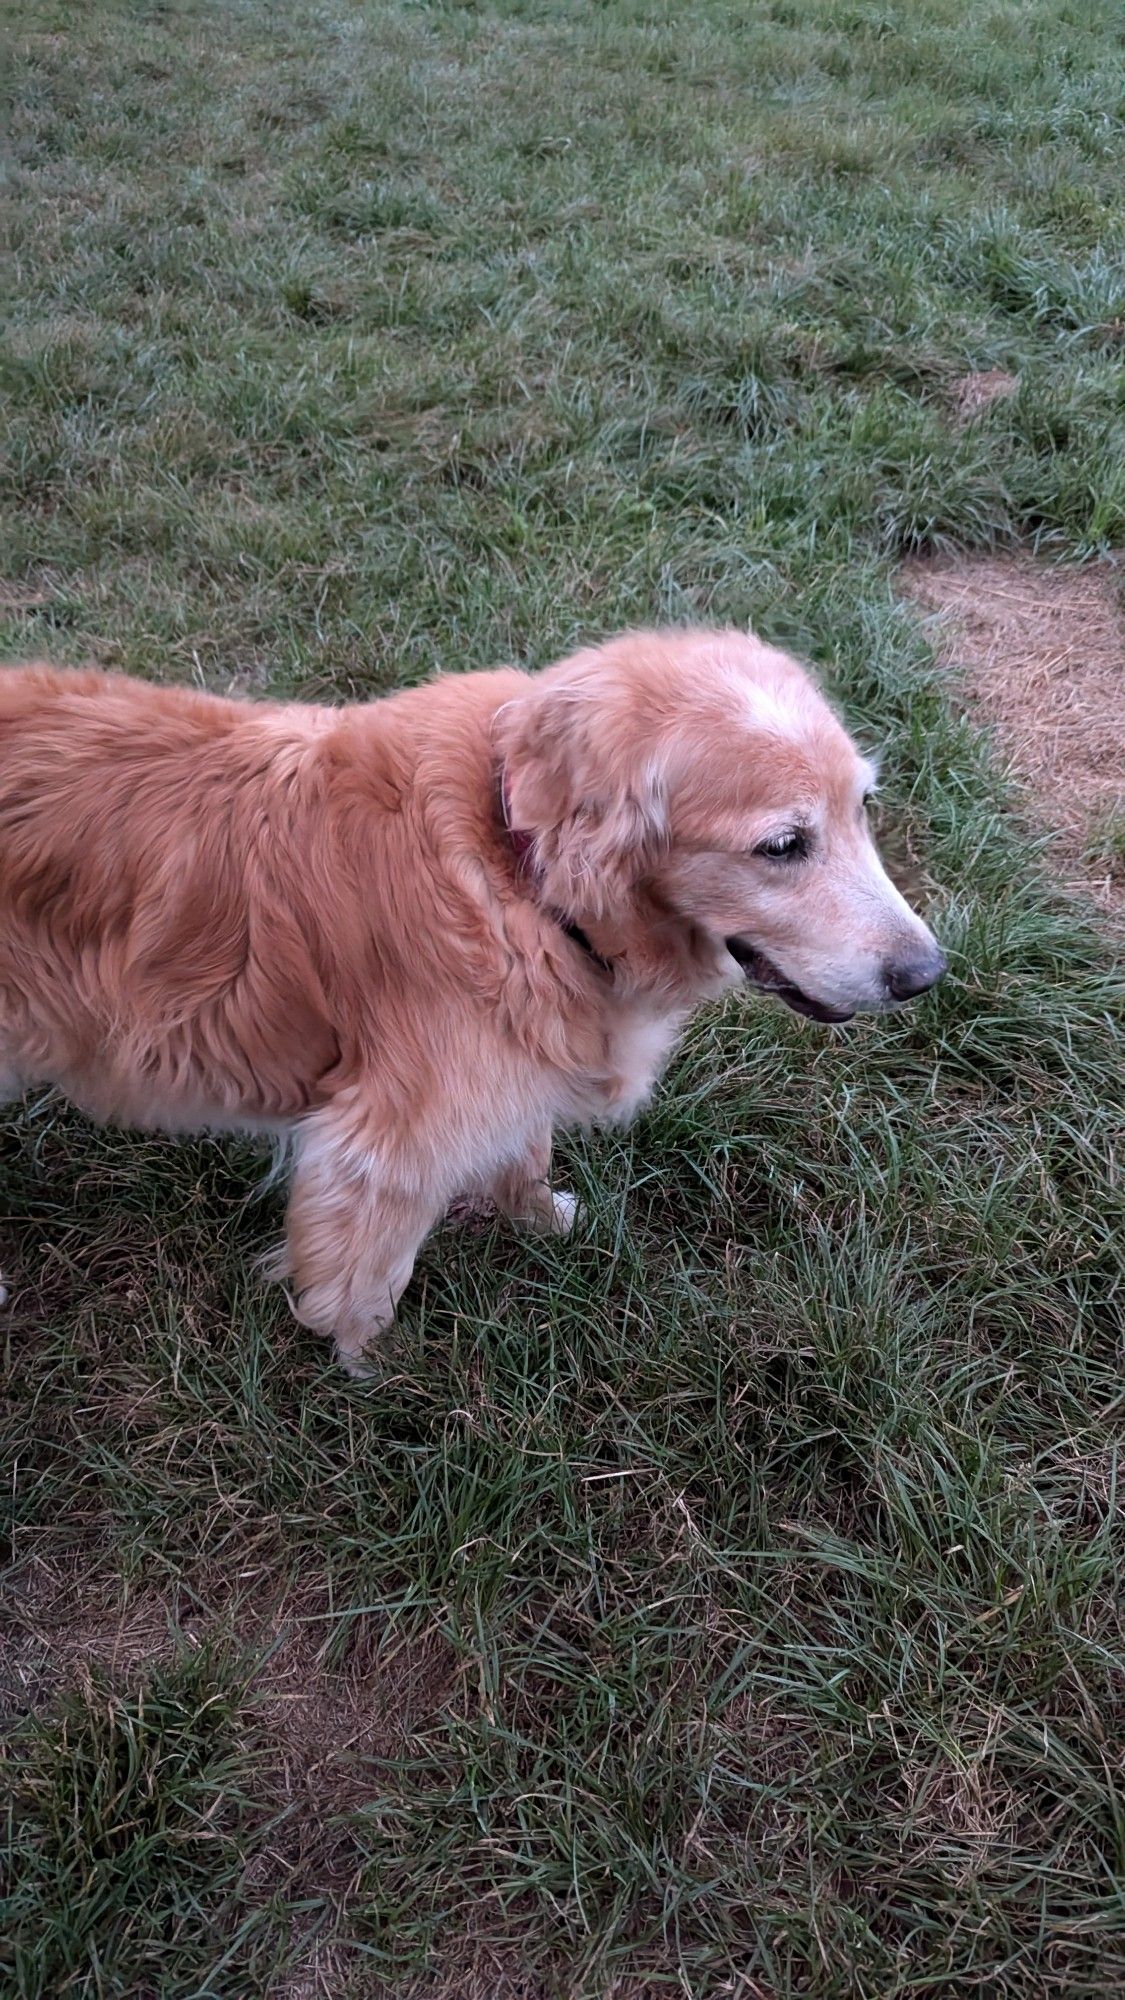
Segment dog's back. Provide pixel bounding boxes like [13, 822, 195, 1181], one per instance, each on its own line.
[0, 665, 344, 1127]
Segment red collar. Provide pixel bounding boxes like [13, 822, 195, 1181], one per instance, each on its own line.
[496, 767, 612, 976]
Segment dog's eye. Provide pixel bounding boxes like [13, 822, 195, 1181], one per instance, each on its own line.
[756, 829, 808, 861]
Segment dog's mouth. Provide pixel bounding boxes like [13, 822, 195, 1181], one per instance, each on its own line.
[725, 936, 856, 1025]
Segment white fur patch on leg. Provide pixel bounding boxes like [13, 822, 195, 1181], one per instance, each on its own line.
[0, 1275, 9, 1308]
[548, 1189, 582, 1236]
[336, 1340, 378, 1382]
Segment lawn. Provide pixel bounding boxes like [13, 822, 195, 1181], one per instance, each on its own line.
[2, 1, 1123, 1994]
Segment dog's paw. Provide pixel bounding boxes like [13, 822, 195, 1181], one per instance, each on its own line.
[335, 1344, 377, 1381]
[546, 1189, 583, 1236]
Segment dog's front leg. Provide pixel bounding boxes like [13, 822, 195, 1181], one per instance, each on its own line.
[279, 1110, 441, 1377]
[488, 1130, 581, 1237]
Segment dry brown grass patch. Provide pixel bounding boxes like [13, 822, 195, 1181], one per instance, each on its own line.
[901, 554, 1124, 912]
[950, 370, 1018, 420]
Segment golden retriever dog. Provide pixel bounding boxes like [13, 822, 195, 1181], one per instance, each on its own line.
[0, 630, 944, 1372]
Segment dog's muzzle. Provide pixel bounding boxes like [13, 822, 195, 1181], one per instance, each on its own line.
[725, 937, 857, 1024]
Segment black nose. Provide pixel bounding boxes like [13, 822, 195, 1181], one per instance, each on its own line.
[884, 947, 947, 1002]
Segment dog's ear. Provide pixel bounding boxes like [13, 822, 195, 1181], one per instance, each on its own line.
[497, 677, 668, 919]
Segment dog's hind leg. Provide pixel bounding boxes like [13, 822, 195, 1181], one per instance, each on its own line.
[488, 1130, 582, 1237]
[0, 1058, 26, 1304]
[0, 1061, 26, 1108]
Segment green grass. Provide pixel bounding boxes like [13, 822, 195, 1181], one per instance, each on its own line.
[2, 1, 1124, 1994]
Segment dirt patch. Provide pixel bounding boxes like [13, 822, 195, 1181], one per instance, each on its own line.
[280, 1942, 557, 2000]
[258, 1616, 463, 1788]
[900, 554, 1124, 912]
[241, 1609, 470, 1946]
[950, 370, 1017, 420]
[0, 1558, 189, 1719]
[0, 580, 52, 612]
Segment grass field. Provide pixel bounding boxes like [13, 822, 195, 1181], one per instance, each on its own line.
[2, 2, 1124, 1994]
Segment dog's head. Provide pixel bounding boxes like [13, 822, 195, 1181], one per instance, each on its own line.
[496, 628, 945, 1022]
